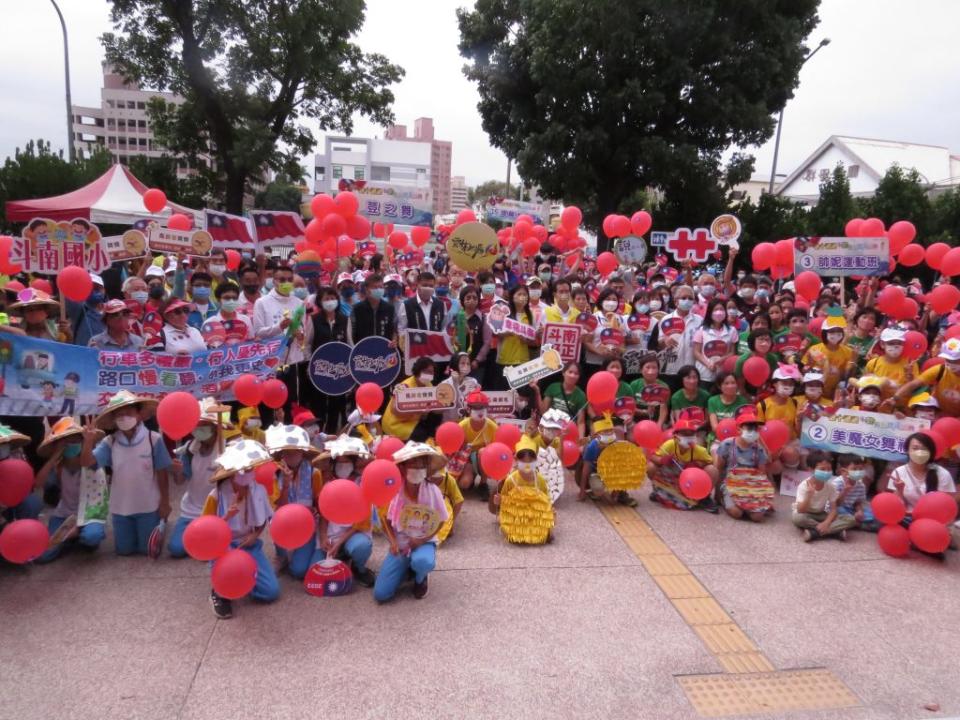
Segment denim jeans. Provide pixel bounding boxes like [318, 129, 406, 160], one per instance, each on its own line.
[276, 535, 318, 580]
[36, 515, 106, 563]
[373, 542, 436, 603]
[167, 515, 192, 558]
[112, 510, 161, 556]
[214, 538, 280, 603]
[2, 493, 42, 522]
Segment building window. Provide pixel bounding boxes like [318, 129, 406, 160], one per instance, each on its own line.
[416, 168, 426, 175]
[127, 100, 136, 109]
[848, 164, 860, 178]
[371, 165, 390, 181]
[139, 138, 147, 146]
[332, 165, 342, 179]
[355, 167, 365, 180]
[137, 101, 145, 110]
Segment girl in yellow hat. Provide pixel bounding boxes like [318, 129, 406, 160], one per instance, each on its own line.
[490, 436, 554, 544]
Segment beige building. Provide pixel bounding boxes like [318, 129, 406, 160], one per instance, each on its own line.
[450, 175, 469, 211]
[385, 118, 452, 215]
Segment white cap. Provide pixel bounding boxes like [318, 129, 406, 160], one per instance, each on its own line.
[351, 270, 368, 284]
[802, 371, 824, 384]
[89, 272, 104, 286]
[336, 272, 353, 285]
[782, 281, 796, 292]
[384, 273, 402, 285]
[145, 265, 164, 279]
[880, 328, 906, 343]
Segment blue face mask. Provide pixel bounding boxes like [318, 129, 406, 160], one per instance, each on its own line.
[386, 287, 401, 300]
[88, 291, 105, 305]
[241, 252, 252, 261]
[436, 287, 449, 297]
[813, 469, 832, 482]
[293, 287, 308, 300]
[636, 304, 650, 314]
[341, 288, 355, 300]
[370, 288, 385, 301]
[192, 286, 211, 301]
[62, 443, 82, 459]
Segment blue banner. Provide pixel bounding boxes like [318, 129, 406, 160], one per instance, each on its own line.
[800, 408, 929, 462]
[308, 341, 355, 396]
[349, 336, 401, 388]
[0, 334, 288, 416]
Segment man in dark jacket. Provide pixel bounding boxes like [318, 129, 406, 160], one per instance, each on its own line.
[351, 273, 397, 343]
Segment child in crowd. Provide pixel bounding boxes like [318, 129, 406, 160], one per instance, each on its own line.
[0, 424, 40, 527]
[233, 406, 265, 444]
[791, 450, 856, 541]
[453, 390, 498, 499]
[864, 328, 917, 407]
[630, 353, 670, 427]
[490, 436, 554, 544]
[757, 364, 801, 469]
[579, 416, 633, 504]
[832, 455, 879, 532]
[431, 465, 464, 544]
[649, 418, 719, 512]
[712, 412, 773, 522]
[345, 407, 383, 451]
[801, 310, 856, 401]
[203, 439, 279, 618]
[291, 404, 328, 450]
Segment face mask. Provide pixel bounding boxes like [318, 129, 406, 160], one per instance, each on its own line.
[700, 285, 716, 298]
[89, 291, 105, 305]
[885, 345, 903, 359]
[826, 332, 843, 345]
[602, 299, 619, 312]
[539, 272, 552, 282]
[711, 310, 727, 323]
[436, 287, 449, 297]
[677, 298, 694, 312]
[909, 448, 930, 465]
[419, 287, 435, 301]
[220, 299, 240, 313]
[517, 399, 528, 411]
[370, 288, 385, 301]
[518, 461, 535, 474]
[245, 419, 261, 429]
[649, 300, 662, 311]
[115, 415, 138, 432]
[860, 393, 880, 408]
[813, 469, 832, 482]
[915, 410, 936, 421]
[264, 278, 275, 290]
[740, 429, 758, 443]
[737, 272, 746, 280]
[805, 387, 823, 400]
[335, 461, 354, 478]
[243, 283, 260, 295]
[738, 288, 755, 299]
[234, 471, 254, 487]
[131, 291, 148, 304]
[341, 288, 355, 300]
[636, 303, 650, 315]
[470, 409, 486, 421]
[62, 443, 82, 459]
[209, 264, 226, 276]
[727, 308, 740, 319]
[321, 299, 339, 312]
[848, 470, 865, 481]
[776, 383, 794, 398]
[277, 281, 293, 295]
[677, 435, 695, 448]
[529, 288, 542, 300]
[481, 284, 495, 296]
[756, 288, 770, 299]
[293, 287, 309, 300]
[407, 468, 427, 485]
[282, 451, 303, 468]
[418, 372, 434, 384]
[192, 425, 214, 442]
[652, 281, 665, 289]
[458, 363, 472, 376]
[192, 287, 211, 301]
[148, 285, 165, 300]
[241, 252, 252, 261]
[600, 432, 616, 444]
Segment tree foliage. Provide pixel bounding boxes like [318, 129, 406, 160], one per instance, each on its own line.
[458, 0, 820, 250]
[734, 193, 810, 267]
[866, 165, 931, 239]
[468, 179, 520, 206]
[806, 164, 857, 235]
[102, 0, 404, 213]
[254, 174, 306, 212]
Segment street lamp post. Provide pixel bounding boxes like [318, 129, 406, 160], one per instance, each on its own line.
[767, 38, 830, 195]
[50, 0, 75, 163]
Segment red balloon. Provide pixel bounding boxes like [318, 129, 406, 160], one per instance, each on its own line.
[261, 379, 288, 409]
[411, 226, 431, 247]
[940, 247, 960, 277]
[347, 214, 370, 240]
[435, 421, 465, 455]
[909, 517, 951, 554]
[586, 371, 618, 406]
[0, 519, 49, 564]
[769, 262, 793, 280]
[876, 285, 905, 313]
[480, 442, 514, 481]
[183, 515, 232, 561]
[596, 251, 619, 276]
[305, 218, 325, 245]
[254, 461, 278, 494]
[360, 459, 402, 506]
[560, 206, 582, 230]
[270, 504, 316, 550]
[602, 214, 619, 238]
[889, 297, 918, 322]
[759, 420, 790, 454]
[715, 418, 738, 441]
[318, 479, 369, 524]
[0, 459, 34, 507]
[143, 188, 167, 213]
[456, 209, 476, 225]
[375, 436, 405, 461]
[898, 243, 924, 267]
[877, 524, 910, 557]
[515, 214, 533, 225]
[612, 215, 632, 238]
[631, 210, 652, 237]
[871, 492, 906, 525]
[233, 374, 262, 407]
[334, 191, 358, 218]
[157, 391, 201, 441]
[58, 265, 94, 302]
[322, 213, 346, 238]
[211, 549, 258, 599]
[224, 249, 241, 271]
[743, 356, 771, 387]
[794, 271, 822, 303]
[355, 382, 384, 415]
[921, 429, 947, 459]
[901, 330, 928, 361]
[922, 357, 945, 372]
[720, 355, 738, 376]
[887, 220, 916, 254]
[372, 222, 385, 238]
[808, 316, 824, 335]
[632, 420, 663, 451]
[522, 238, 540, 257]
[913, 491, 959, 525]
[932, 417, 960, 449]
[926, 242, 950, 270]
[311, 193, 335, 219]
[336, 236, 356, 257]
[751, 242, 775, 271]
[169, 213, 192, 231]
[679, 468, 712, 500]
[926, 284, 960, 314]
[514, 219, 533, 241]
[562, 421, 580, 443]
[388, 231, 408, 250]
[947, 326, 960, 341]
[844, 218, 864, 238]
[494, 424, 522, 451]
[561, 440, 581, 467]
[774, 239, 794, 267]
[860, 217, 885, 237]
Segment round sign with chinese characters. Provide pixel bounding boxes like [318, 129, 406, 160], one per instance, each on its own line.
[614, 235, 647, 264]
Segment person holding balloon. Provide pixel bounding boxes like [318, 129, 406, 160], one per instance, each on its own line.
[863, 328, 917, 406]
[706, 373, 750, 449]
[449, 390, 498, 500]
[648, 419, 720, 512]
[801, 311, 857, 402]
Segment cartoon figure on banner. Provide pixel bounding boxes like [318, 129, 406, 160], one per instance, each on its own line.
[709, 215, 742, 246]
[60, 372, 80, 415]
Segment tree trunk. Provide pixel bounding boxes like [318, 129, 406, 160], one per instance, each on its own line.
[224, 171, 246, 215]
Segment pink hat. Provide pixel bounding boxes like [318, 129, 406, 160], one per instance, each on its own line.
[162, 298, 192, 315]
[336, 272, 353, 286]
[102, 299, 129, 315]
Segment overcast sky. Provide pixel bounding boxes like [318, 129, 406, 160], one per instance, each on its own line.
[2, 0, 959, 190]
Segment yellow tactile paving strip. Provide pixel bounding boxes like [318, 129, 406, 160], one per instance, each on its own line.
[599, 504, 861, 716]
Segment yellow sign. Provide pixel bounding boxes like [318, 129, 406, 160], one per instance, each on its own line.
[446, 222, 499, 271]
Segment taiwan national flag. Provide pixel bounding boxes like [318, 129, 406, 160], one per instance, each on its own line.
[205, 210, 255, 246]
[251, 210, 306, 245]
[403, 329, 453, 373]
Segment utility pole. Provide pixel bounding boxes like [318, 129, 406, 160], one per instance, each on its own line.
[50, 0, 75, 162]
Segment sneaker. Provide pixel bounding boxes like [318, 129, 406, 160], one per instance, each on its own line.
[352, 564, 376, 588]
[802, 529, 814, 543]
[616, 492, 638, 507]
[412, 576, 429, 599]
[838, 530, 848, 542]
[210, 591, 233, 619]
[477, 482, 490, 502]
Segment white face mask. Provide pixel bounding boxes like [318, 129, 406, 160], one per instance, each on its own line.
[418, 373, 434, 385]
[649, 300, 662, 311]
[677, 435, 695, 448]
[600, 432, 616, 444]
[885, 345, 903, 359]
[602, 299, 619, 312]
[407, 468, 427, 485]
[775, 383, 794, 398]
[115, 415, 138, 432]
[209, 264, 226, 276]
[245, 418, 261, 429]
[529, 288, 542, 300]
[740, 429, 759, 443]
[470, 409, 486, 421]
[860, 393, 880, 408]
[700, 285, 716, 297]
[738, 288, 755, 299]
[321, 299, 339, 312]
[334, 461, 354, 478]
[826, 332, 844, 345]
[908, 448, 931, 465]
[711, 310, 727, 323]
[805, 387, 823, 400]
[518, 461, 536, 474]
[915, 409, 936, 421]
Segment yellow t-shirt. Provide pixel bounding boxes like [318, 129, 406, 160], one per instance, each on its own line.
[382, 376, 422, 441]
[801, 343, 856, 398]
[756, 396, 799, 437]
[654, 438, 712, 464]
[544, 304, 579, 324]
[458, 417, 498, 450]
[864, 356, 919, 398]
[917, 364, 960, 416]
[497, 315, 533, 366]
[500, 469, 549, 497]
[437, 471, 464, 507]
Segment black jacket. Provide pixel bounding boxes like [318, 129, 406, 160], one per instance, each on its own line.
[352, 299, 396, 342]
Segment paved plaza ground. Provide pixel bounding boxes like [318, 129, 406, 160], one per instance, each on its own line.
[1, 484, 958, 720]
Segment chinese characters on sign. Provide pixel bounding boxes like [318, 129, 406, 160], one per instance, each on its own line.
[800, 408, 929, 462]
[793, 236, 889, 277]
[541, 323, 582, 364]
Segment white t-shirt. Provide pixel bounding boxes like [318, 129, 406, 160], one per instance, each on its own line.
[51, 465, 82, 518]
[180, 440, 218, 520]
[692, 324, 738, 382]
[658, 310, 703, 376]
[209, 482, 273, 539]
[162, 323, 207, 354]
[793, 477, 840, 514]
[887, 464, 957, 512]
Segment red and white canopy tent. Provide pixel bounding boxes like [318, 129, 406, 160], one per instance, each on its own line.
[4, 164, 203, 226]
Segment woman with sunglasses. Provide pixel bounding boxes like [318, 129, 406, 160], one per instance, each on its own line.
[156, 297, 207, 354]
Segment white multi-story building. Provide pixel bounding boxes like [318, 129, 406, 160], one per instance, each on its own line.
[313, 136, 432, 196]
[450, 175, 469, 211]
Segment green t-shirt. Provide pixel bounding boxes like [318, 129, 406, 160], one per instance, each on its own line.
[707, 393, 750, 420]
[846, 334, 875, 368]
[544, 382, 587, 419]
[617, 380, 632, 399]
[670, 387, 711, 412]
[630, 378, 671, 419]
[735, 351, 779, 378]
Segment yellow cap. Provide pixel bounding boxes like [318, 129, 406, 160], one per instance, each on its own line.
[515, 435, 539, 457]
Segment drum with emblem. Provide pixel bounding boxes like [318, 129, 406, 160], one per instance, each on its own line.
[303, 558, 353, 597]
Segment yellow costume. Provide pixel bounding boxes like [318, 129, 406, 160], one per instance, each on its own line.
[382, 376, 422, 440]
[225, 406, 266, 444]
[498, 437, 554, 544]
[864, 355, 918, 400]
[434, 471, 464, 544]
[458, 416, 498, 450]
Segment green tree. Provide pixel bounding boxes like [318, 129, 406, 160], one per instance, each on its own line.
[102, 0, 404, 213]
[468, 180, 520, 206]
[734, 193, 809, 269]
[655, 153, 755, 231]
[807, 164, 857, 235]
[254, 174, 305, 212]
[458, 0, 820, 250]
[930, 189, 960, 246]
[868, 165, 931, 238]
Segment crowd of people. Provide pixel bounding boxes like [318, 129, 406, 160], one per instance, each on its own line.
[1, 234, 959, 618]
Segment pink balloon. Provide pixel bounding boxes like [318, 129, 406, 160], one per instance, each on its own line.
[844, 218, 864, 238]
[631, 210, 653, 236]
[860, 217, 885, 237]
